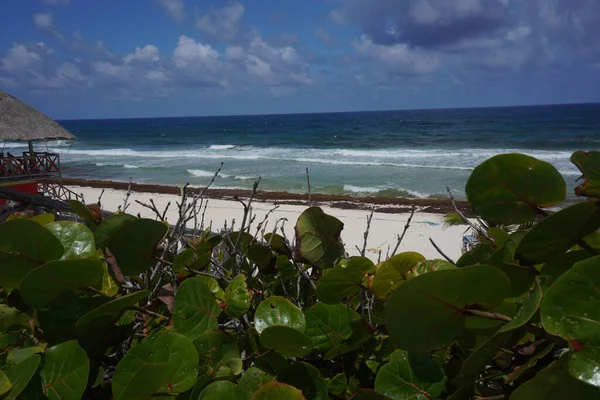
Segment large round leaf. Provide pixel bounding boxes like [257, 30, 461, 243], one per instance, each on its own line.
[45, 221, 95, 259]
[541, 256, 600, 347]
[112, 332, 199, 400]
[375, 350, 444, 400]
[238, 367, 275, 398]
[254, 296, 305, 334]
[224, 274, 252, 318]
[252, 382, 306, 400]
[106, 218, 168, 276]
[193, 330, 242, 378]
[569, 347, 600, 387]
[295, 207, 344, 269]
[371, 252, 425, 299]
[498, 279, 542, 332]
[465, 154, 566, 224]
[0, 219, 63, 289]
[20, 258, 104, 308]
[386, 265, 510, 352]
[571, 150, 600, 198]
[304, 303, 357, 353]
[511, 357, 600, 399]
[198, 381, 245, 399]
[173, 277, 219, 340]
[76, 289, 150, 329]
[259, 326, 313, 357]
[279, 362, 328, 400]
[0, 369, 12, 396]
[3, 353, 41, 399]
[94, 213, 136, 249]
[40, 340, 89, 400]
[316, 266, 363, 304]
[516, 201, 600, 265]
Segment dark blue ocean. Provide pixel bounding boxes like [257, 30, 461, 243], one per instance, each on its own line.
[3, 103, 600, 199]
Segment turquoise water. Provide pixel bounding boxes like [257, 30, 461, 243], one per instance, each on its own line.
[3, 103, 599, 199]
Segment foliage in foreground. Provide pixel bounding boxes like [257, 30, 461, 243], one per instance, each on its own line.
[0, 150, 600, 399]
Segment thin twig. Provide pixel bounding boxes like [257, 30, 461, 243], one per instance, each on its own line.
[360, 208, 374, 257]
[446, 187, 491, 241]
[392, 205, 416, 256]
[97, 189, 105, 207]
[429, 238, 456, 264]
[122, 180, 132, 212]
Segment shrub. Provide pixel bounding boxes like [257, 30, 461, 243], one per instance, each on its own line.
[0, 151, 599, 399]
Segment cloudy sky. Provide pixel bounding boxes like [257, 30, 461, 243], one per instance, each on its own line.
[1, 0, 599, 119]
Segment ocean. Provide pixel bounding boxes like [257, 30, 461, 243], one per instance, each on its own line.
[3, 103, 599, 200]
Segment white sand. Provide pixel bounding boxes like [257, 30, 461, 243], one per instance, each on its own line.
[69, 186, 467, 262]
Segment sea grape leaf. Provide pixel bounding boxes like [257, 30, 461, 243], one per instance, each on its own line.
[0, 219, 63, 289]
[46, 221, 96, 260]
[571, 150, 600, 198]
[259, 326, 313, 357]
[195, 276, 225, 300]
[516, 201, 600, 265]
[338, 256, 376, 275]
[106, 218, 168, 276]
[371, 252, 426, 298]
[251, 382, 306, 400]
[352, 389, 393, 399]
[224, 274, 252, 318]
[408, 259, 455, 278]
[113, 332, 199, 400]
[385, 265, 510, 352]
[279, 362, 328, 400]
[173, 248, 194, 273]
[499, 279, 542, 332]
[452, 332, 513, 388]
[304, 303, 357, 353]
[69, 199, 97, 228]
[98, 260, 119, 296]
[0, 370, 11, 396]
[173, 277, 219, 340]
[31, 213, 55, 225]
[316, 266, 363, 304]
[3, 353, 41, 399]
[0, 305, 28, 333]
[198, 381, 245, 400]
[248, 244, 276, 272]
[76, 290, 150, 329]
[323, 319, 374, 360]
[465, 153, 566, 224]
[295, 207, 344, 269]
[541, 256, 600, 347]
[254, 296, 305, 334]
[264, 232, 291, 257]
[193, 330, 242, 378]
[238, 367, 275, 398]
[94, 213, 136, 249]
[569, 347, 600, 387]
[542, 250, 593, 287]
[375, 350, 444, 400]
[40, 340, 89, 400]
[511, 357, 600, 399]
[20, 258, 104, 308]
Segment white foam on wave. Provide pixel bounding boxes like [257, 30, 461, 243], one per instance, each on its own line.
[209, 144, 236, 150]
[343, 184, 429, 198]
[187, 169, 231, 178]
[96, 162, 140, 169]
[234, 175, 255, 180]
[123, 164, 139, 169]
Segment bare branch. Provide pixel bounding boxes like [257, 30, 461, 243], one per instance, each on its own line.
[360, 208, 374, 257]
[391, 205, 416, 257]
[446, 187, 491, 241]
[429, 238, 456, 265]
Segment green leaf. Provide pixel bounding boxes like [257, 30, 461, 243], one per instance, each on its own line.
[569, 347, 600, 387]
[106, 218, 168, 276]
[408, 259, 455, 278]
[20, 258, 104, 308]
[295, 207, 344, 269]
[254, 296, 305, 334]
[98, 260, 120, 296]
[542, 250, 592, 287]
[45, 221, 96, 260]
[466, 153, 566, 224]
[40, 340, 89, 400]
[327, 373, 348, 397]
[198, 381, 245, 400]
[386, 265, 511, 352]
[76, 290, 150, 329]
[279, 362, 328, 400]
[112, 332, 199, 400]
[375, 350, 444, 400]
[251, 382, 306, 400]
[173, 248, 195, 273]
[571, 151, 600, 198]
[0, 370, 12, 397]
[238, 367, 274, 398]
[248, 244, 276, 271]
[173, 277, 219, 340]
[264, 232, 291, 257]
[259, 326, 313, 357]
[69, 199, 97, 228]
[489, 231, 536, 297]
[224, 274, 252, 318]
[94, 213, 136, 249]
[0, 219, 63, 289]
[195, 276, 225, 300]
[194, 235, 223, 270]
[542, 256, 600, 346]
[352, 389, 393, 399]
[31, 213, 55, 225]
[3, 353, 41, 399]
[316, 266, 363, 304]
[498, 279, 542, 332]
[338, 256, 376, 275]
[304, 303, 357, 353]
[0, 305, 28, 333]
[511, 357, 600, 400]
[323, 319, 374, 360]
[371, 252, 426, 298]
[452, 332, 513, 388]
[516, 201, 600, 265]
[193, 330, 242, 378]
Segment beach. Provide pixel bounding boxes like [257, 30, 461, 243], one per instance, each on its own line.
[68, 181, 469, 262]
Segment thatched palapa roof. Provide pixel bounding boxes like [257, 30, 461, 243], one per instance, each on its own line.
[0, 89, 76, 142]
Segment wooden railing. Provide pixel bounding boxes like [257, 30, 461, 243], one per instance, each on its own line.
[0, 152, 60, 179]
[39, 181, 83, 203]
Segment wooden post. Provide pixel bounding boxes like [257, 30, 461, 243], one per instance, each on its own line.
[28, 140, 35, 174]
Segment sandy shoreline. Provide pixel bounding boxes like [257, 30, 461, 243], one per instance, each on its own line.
[66, 179, 471, 262]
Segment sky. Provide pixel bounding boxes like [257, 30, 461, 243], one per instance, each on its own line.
[1, 0, 599, 119]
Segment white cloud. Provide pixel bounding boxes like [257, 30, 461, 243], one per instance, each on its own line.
[158, 0, 186, 22]
[124, 45, 160, 63]
[225, 46, 244, 60]
[195, 1, 245, 42]
[173, 35, 219, 69]
[0, 43, 43, 72]
[33, 13, 54, 31]
[410, 1, 440, 24]
[505, 26, 531, 41]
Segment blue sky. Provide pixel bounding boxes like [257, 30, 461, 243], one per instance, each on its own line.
[1, 0, 599, 119]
